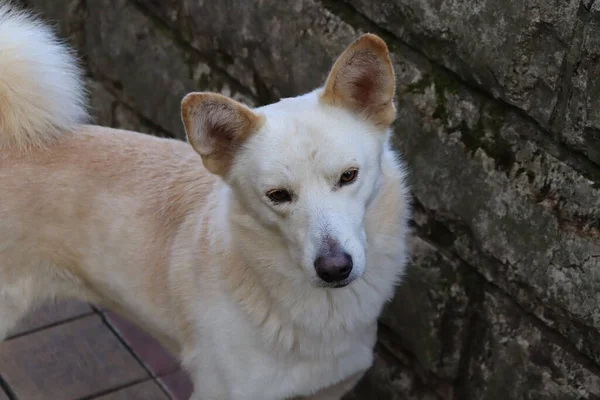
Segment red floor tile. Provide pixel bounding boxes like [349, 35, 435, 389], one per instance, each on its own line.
[94, 380, 169, 400]
[8, 299, 93, 337]
[103, 310, 180, 377]
[0, 315, 148, 400]
[159, 369, 194, 400]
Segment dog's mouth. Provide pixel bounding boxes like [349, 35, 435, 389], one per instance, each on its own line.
[330, 282, 350, 288]
[318, 278, 355, 289]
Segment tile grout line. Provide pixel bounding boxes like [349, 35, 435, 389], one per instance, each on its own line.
[77, 377, 151, 400]
[0, 374, 17, 400]
[4, 312, 96, 342]
[91, 306, 175, 399]
[154, 374, 188, 400]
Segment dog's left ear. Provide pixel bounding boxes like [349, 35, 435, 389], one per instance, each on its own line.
[181, 92, 263, 176]
[320, 34, 396, 129]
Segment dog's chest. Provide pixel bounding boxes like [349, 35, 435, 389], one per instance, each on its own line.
[188, 301, 377, 399]
[232, 325, 375, 398]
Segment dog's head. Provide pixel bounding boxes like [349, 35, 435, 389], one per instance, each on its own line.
[181, 34, 396, 288]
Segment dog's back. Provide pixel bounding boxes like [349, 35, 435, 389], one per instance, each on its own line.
[0, 4, 210, 345]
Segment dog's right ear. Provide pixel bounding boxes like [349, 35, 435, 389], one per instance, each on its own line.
[181, 92, 263, 176]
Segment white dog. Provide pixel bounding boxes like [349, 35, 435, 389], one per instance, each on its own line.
[0, 3, 410, 399]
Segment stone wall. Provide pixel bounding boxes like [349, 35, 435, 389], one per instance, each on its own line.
[20, 0, 600, 399]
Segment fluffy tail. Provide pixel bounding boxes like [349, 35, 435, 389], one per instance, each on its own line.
[0, 3, 87, 150]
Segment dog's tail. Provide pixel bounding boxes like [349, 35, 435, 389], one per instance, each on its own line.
[0, 3, 87, 150]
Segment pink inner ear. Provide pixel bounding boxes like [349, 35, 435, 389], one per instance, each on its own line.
[342, 50, 385, 109]
[209, 120, 236, 141]
[352, 73, 378, 108]
[321, 34, 396, 127]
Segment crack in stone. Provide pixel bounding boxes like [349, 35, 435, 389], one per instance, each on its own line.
[549, 1, 594, 137]
[417, 226, 600, 376]
[130, 0, 261, 104]
[412, 200, 600, 372]
[93, 71, 176, 139]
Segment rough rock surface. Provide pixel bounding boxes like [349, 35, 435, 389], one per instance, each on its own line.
[20, 0, 600, 398]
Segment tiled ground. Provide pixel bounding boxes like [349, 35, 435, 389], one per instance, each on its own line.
[0, 300, 194, 400]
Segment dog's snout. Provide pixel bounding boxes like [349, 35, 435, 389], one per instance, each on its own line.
[314, 252, 353, 283]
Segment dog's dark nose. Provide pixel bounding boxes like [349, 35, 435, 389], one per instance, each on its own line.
[314, 252, 353, 283]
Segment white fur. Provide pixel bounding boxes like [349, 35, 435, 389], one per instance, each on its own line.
[0, 2, 87, 149]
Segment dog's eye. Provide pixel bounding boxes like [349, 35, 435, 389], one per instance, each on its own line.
[339, 168, 359, 186]
[266, 189, 293, 204]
